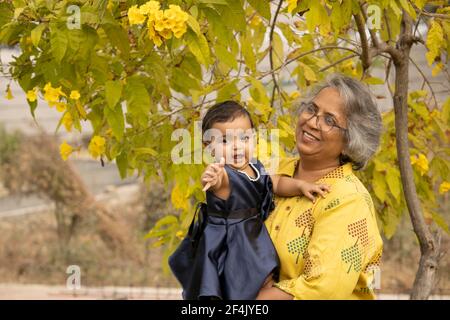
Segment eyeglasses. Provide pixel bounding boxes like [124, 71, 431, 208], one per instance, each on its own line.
[299, 102, 348, 133]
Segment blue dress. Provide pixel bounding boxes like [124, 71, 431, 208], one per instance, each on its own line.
[169, 159, 280, 300]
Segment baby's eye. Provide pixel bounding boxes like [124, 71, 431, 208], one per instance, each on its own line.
[240, 135, 250, 142]
[222, 137, 228, 144]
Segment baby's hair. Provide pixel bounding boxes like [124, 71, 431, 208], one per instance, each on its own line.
[201, 100, 254, 135]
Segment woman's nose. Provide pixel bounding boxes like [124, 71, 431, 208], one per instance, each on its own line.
[305, 115, 320, 131]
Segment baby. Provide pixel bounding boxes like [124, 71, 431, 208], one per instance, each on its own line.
[169, 101, 329, 300]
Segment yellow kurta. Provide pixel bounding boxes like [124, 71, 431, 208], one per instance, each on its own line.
[265, 157, 383, 300]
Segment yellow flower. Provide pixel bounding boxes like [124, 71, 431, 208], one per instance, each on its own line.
[60, 141, 73, 161]
[289, 91, 300, 100]
[43, 82, 65, 103]
[158, 28, 172, 40]
[107, 0, 114, 11]
[172, 25, 187, 38]
[88, 135, 106, 158]
[176, 230, 184, 240]
[147, 21, 163, 46]
[410, 153, 429, 176]
[5, 85, 13, 100]
[140, 1, 160, 16]
[56, 102, 66, 112]
[62, 112, 73, 132]
[70, 90, 80, 100]
[439, 181, 450, 194]
[128, 5, 146, 25]
[26, 88, 37, 102]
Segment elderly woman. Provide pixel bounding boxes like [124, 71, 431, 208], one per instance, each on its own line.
[257, 74, 383, 300]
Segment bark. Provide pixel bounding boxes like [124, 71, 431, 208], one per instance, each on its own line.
[391, 14, 440, 300]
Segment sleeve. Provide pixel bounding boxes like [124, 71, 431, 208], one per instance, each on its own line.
[276, 157, 298, 176]
[273, 192, 375, 299]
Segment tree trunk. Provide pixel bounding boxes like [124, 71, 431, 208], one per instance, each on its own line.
[392, 19, 440, 299]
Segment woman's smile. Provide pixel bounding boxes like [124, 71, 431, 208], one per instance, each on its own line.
[300, 127, 321, 143]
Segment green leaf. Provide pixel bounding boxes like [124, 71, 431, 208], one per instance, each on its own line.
[187, 14, 201, 36]
[50, 28, 68, 63]
[104, 103, 124, 141]
[134, 147, 158, 156]
[373, 170, 387, 202]
[116, 151, 128, 179]
[241, 34, 256, 72]
[386, 167, 401, 201]
[185, 29, 211, 66]
[102, 24, 130, 58]
[214, 43, 238, 70]
[272, 31, 284, 70]
[363, 76, 385, 85]
[105, 80, 123, 110]
[124, 76, 152, 127]
[197, 0, 228, 4]
[247, 0, 271, 20]
[247, 76, 269, 105]
[431, 211, 449, 234]
[31, 23, 46, 47]
[218, 0, 246, 32]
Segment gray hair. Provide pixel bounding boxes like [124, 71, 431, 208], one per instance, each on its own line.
[298, 73, 382, 170]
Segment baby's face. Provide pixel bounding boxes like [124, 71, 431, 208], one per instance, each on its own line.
[208, 115, 255, 170]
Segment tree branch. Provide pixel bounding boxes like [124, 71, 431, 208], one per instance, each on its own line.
[390, 10, 440, 300]
[408, 0, 450, 20]
[268, 0, 284, 110]
[319, 54, 359, 72]
[408, 56, 438, 108]
[353, 13, 371, 72]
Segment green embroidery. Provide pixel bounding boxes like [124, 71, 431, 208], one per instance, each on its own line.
[363, 193, 372, 208]
[324, 198, 340, 210]
[341, 241, 362, 273]
[287, 235, 310, 264]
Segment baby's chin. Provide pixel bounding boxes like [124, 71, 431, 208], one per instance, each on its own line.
[227, 159, 250, 170]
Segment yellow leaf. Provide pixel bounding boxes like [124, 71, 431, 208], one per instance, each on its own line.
[287, 0, 298, 13]
[171, 182, 189, 211]
[432, 62, 443, 77]
[298, 62, 317, 82]
[425, 20, 444, 66]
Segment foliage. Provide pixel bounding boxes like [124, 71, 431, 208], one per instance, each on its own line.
[1, 0, 449, 269]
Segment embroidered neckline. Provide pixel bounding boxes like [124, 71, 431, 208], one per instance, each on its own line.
[235, 162, 261, 181]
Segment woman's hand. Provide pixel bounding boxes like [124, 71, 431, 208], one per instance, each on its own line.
[298, 180, 330, 203]
[201, 157, 225, 192]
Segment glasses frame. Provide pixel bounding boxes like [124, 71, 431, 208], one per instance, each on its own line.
[299, 102, 348, 133]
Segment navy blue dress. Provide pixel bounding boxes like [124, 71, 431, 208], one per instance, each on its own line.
[169, 160, 280, 300]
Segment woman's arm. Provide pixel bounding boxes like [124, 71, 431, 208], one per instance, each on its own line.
[258, 192, 380, 300]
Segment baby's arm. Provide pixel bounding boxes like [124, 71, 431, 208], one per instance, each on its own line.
[271, 175, 330, 203]
[201, 157, 230, 199]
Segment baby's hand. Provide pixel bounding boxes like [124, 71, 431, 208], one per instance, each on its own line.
[201, 157, 225, 192]
[299, 181, 330, 203]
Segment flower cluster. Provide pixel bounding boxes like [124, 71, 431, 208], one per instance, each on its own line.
[88, 135, 106, 159]
[40, 83, 81, 113]
[410, 153, 429, 176]
[439, 181, 450, 194]
[60, 141, 73, 161]
[128, 1, 189, 47]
